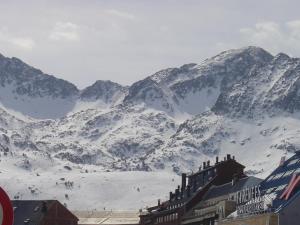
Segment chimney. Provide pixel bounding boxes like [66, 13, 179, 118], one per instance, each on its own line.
[207, 160, 210, 167]
[203, 161, 206, 169]
[181, 173, 187, 192]
[232, 174, 239, 186]
[175, 187, 180, 200]
[279, 156, 286, 166]
[186, 185, 191, 197]
[193, 179, 197, 192]
[233, 156, 235, 160]
[169, 192, 173, 201]
[158, 199, 161, 206]
[224, 157, 226, 161]
[227, 154, 231, 160]
[216, 156, 219, 164]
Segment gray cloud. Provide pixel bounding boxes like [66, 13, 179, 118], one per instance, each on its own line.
[0, 0, 300, 88]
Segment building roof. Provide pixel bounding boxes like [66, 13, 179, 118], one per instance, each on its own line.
[73, 210, 140, 225]
[202, 176, 262, 200]
[12, 200, 78, 225]
[141, 155, 246, 218]
[12, 200, 56, 225]
[188, 155, 245, 179]
[260, 151, 300, 210]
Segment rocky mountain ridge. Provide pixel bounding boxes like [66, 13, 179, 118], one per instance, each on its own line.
[3, 46, 300, 209]
[1, 46, 300, 178]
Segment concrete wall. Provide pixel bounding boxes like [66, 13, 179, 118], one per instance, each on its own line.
[73, 210, 139, 225]
[279, 193, 300, 225]
[218, 213, 278, 225]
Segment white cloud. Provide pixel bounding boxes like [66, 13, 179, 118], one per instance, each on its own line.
[0, 29, 35, 50]
[286, 20, 300, 29]
[49, 22, 80, 41]
[10, 37, 35, 50]
[286, 20, 300, 40]
[105, 9, 136, 20]
[239, 22, 281, 46]
[239, 20, 300, 55]
[2, 1, 300, 88]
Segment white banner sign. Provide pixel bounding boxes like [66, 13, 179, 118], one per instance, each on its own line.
[229, 185, 265, 215]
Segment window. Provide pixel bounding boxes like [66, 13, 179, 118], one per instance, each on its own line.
[265, 174, 276, 182]
[272, 172, 285, 180]
[276, 184, 287, 192]
[265, 187, 277, 194]
[282, 169, 296, 178]
[287, 159, 299, 166]
[294, 167, 300, 174]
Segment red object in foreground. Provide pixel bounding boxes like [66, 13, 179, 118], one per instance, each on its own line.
[280, 174, 300, 200]
[0, 187, 13, 225]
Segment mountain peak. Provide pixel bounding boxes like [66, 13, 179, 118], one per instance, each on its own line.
[274, 52, 291, 61]
[240, 45, 270, 53]
[80, 80, 126, 102]
[215, 46, 273, 61]
[93, 80, 123, 87]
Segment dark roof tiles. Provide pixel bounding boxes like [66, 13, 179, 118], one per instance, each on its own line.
[202, 176, 262, 200]
[12, 200, 56, 225]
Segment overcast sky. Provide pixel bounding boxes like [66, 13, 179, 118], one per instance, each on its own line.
[1, 0, 300, 88]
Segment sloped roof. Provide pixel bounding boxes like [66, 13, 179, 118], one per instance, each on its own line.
[12, 200, 56, 225]
[202, 176, 262, 200]
[12, 200, 78, 225]
[260, 151, 300, 210]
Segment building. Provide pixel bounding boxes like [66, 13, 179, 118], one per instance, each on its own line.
[220, 151, 300, 225]
[181, 176, 262, 225]
[12, 200, 79, 225]
[219, 213, 278, 225]
[139, 154, 249, 225]
[74, 210, 140, 225]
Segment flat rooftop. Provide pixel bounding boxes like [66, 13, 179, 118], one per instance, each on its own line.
[73, 210, 140, 225]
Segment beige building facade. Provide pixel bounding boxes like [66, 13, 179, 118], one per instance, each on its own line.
[219, 213, 278, 225]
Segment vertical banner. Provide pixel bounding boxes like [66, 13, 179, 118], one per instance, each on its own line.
[0, 187, 13, 225]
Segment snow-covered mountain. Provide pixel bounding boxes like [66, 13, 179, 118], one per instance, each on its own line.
[1, 46, 300, 210]
[0, 53, 79, 119]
